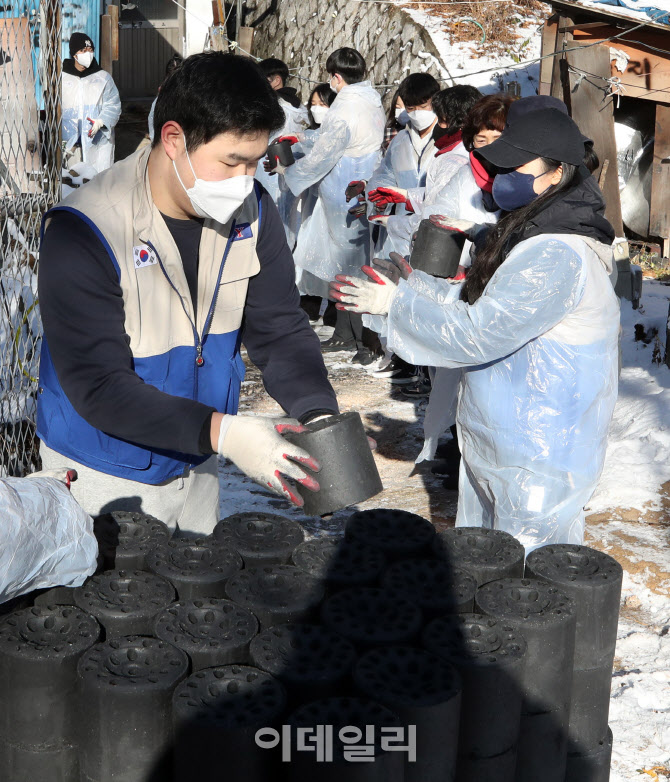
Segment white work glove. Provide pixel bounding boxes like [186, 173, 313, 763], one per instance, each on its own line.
[368, 214, 390, 227]
[27, 468, 78, 489]
[87, 117, 105, 138]
[217, 415, 320, 507]
[329, 265, 398, 316]
[429, 214, 475, 234]
[372, 252, 413, 285]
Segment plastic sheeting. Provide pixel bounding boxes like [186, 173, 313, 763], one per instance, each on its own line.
[587, 0, 670, 23]
[382, 233, 620, 552]
[283, 81, 385, 283]
[62, 69, 122, 175]
[367, 126, 436, 257]
[0, 476, 98, 603]
[255, 97, 311, 247]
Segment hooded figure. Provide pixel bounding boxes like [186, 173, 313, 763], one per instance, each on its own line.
[332, 106, 620, 553]
[62, 32, 121, 175]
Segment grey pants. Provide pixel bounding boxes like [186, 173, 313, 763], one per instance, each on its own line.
[40, 443, 220, 535]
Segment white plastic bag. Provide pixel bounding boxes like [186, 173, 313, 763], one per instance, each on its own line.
[0, 476, 98, 603]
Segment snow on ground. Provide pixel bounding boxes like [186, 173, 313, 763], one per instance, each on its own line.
[610, 572, 670, 779]
[401, 1, 547, 95]
[590, 283, 670, 516]
[219, 280, 670, 779]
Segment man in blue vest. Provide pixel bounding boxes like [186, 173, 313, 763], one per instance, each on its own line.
[37, 52, 339, 534]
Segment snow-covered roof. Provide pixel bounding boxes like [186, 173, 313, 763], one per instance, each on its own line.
[552, 0, 670, 26]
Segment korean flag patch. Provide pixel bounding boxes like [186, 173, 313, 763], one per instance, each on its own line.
[133, 244, 157, 269]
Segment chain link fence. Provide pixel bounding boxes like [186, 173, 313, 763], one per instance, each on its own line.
[0, 0, 61, 476]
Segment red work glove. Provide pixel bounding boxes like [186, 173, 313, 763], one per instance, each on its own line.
[368, 186, 413, 213]
[372, 252, 413, 284]
[348, 194, 367, 218]
[275, 135, 299, 145]
[345, 180, 367, 201]
[429, 214, 475, 234]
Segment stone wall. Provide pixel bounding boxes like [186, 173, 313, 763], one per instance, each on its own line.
[245, 0, 450, 105]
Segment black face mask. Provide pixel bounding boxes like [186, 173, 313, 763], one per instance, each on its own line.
[432, 123, 446, 142]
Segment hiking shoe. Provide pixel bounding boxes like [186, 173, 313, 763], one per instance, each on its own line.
[373, 355, 413, 380]
[321, 336, 356, 352]
[352, 348, 382, 366]
[400, 378, 432, 397]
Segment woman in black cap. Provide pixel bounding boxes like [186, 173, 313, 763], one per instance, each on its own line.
[330, 104, 620, 553]
[62, 31, 121, 174]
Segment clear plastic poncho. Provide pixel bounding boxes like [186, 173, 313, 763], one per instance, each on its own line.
[367, 126, 436, 257]
[256, 97, 311, 248]
[283, 81, 385, 283]
[62, 69, 122, 174]
[386, 143, 471, 257]
[382, 233, 620, 553]
[406, 162, 499, 462]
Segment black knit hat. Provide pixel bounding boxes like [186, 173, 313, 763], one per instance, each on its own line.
[69, 32, 93, 58]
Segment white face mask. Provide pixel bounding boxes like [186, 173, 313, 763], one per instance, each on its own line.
[329, 77, 341, 93]
[173, 140, 254, 224]
[407, 109, 437, 132]
[75, 51, 94, 68]
[395, 108, 409, 127]
[310, 105, 329, 124]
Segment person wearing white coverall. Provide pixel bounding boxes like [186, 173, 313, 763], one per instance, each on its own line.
[379, 85, 483, 258]
[374, 93, 512, 467]
[274, 47, 385, 363]
[331, 106, 619, 553]
[367, 85, 484, 387]
[365, 73, 440, 258]
[256, 58, 310, 248]
[410, 94, 513, 470]
[62, 32, 121, 175]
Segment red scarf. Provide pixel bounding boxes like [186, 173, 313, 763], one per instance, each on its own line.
[434, 130, 463, 157]
[469, 150, 495, 193]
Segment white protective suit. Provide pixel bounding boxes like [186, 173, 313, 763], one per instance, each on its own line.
[256, 97, 311, 248]
[385, 141, 470, 257]
[62, 68, 122, 175]
[367, 124, 437, 257]
[283, 81, 385, 296]
[381, 233, 620, 552]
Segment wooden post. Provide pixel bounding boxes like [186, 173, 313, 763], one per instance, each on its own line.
[649, 104, 670, 257]
[235, 0, 243, 40]
[108, 4, 119, 62]
[565, 41, 624, 235]
[550, 14, 574, 101]
[238, 26, 254, 57]
[100, 14, 112, 74]
[540, 13, 559, 95]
